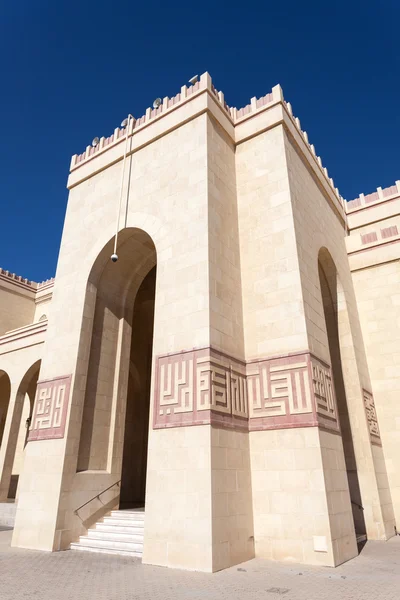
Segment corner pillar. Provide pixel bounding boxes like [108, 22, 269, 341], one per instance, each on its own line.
[248, 351, 358, 567]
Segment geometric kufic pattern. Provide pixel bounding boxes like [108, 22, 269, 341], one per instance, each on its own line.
[363, 389, 381, 444]
[154, 348, 248, 429]
[247, 355, 313, 419]
[28, 375, 72, 441]
[311, 357, 337, 421]
[154, 348, 340, 432]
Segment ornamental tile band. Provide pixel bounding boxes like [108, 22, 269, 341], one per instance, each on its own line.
[153, 347, 248, 430]
[153, 349, 340, 433]
[28, 375, 72, 441]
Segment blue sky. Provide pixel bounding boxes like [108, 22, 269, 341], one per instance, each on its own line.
[1, 1, 398, 281]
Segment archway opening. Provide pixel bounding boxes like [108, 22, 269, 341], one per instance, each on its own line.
[6, 361, 39, 500]
[77, 228, 157, 510]
[0, 370, 11, 447]
[318, 249, 366, 539]
[120, 266, 156, 508]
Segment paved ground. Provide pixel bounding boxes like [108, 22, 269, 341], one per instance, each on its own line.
[1, 527, 399, 600]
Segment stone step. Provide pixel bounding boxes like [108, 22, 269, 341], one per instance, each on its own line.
[96, 523, 144, 534]
[102, 517, 145, 527]
[76, 535, 143, 553]
[356, 533, 367, 544]
[70, 509, 146, 557]
[70, 543, 142, 558]
[109, 511, 145, 520]
[87, 529, 143, 543]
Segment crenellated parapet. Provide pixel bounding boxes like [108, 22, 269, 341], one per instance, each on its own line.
[0, 268, 55, 293]
[283, 98, 345, 210]
[71, 75, 280, 169]
[0, 268, 32, 287]
[345, 181, 400, 271]
[346, 181, 400, 212]
[69, 71, 345, 217]
[71, 73, 227, 168]
[37, 277, 55, 289]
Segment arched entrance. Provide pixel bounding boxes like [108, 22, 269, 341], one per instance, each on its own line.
[0, 370, 11, 447]
[8, 362, 39, 499]
[318, 248, 366, 539]
[76, 228, 156, 510]
[120, 267, 156, 507]
[0, 361, 40, 502]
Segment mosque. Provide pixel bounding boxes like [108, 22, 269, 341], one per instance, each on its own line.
[0, 72, 399, 571]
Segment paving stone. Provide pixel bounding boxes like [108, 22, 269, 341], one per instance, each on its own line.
[0, 530, 399, 600]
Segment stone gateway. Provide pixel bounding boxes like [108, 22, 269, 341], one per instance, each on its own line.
[0, 73, 399, 571]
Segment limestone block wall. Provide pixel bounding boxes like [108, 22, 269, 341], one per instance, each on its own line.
[236, 124, 307, 360]
[0, 272, 36, 336]
[283, 124, 395, 542]
[206, 115, 244, 357]
[235, 109, 358, 566]
[143, 426, 213, 571]
[353, 264, 400, 525]
[206, 111, 254, 569]
[346, 186, 400, 527]
[250, 427, 356, 566]
[13, 109, 213, 555]
[211, 427, 254, 571]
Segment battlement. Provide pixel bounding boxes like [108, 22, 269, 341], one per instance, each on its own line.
[0, 268, 55, 292]
[37, 278, 55, 289]
[70, 73, 279, 168]
[0, 268, 32, 287]
[282, 99, 345, 210]
[345, 180, 400, 271]
[346, 181, 400, 213]
[69, 71, 345, 216]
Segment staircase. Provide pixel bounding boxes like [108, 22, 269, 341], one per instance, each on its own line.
[70, 508, 144, 557]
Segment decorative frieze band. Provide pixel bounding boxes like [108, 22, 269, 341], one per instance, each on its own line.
[153, 348, 340, 433]
[28, 375, 72, 441]
[247, 352, 338, 432]
[363, 389, 381, 446]
[154, 347, 248, 430]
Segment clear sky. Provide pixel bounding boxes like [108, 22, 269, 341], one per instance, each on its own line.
[1, 1, 398, 282]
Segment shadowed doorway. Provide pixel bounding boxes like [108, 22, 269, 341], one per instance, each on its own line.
[120, 266, 156, 509]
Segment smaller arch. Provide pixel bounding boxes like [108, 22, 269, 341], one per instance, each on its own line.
[17, 360, 41, 399]
[5, 360, 41, 500]
[0, 370, 11, 447]
[38, 314, 47, 322]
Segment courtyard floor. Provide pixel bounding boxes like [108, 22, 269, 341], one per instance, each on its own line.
[1, 527, 399, 600]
